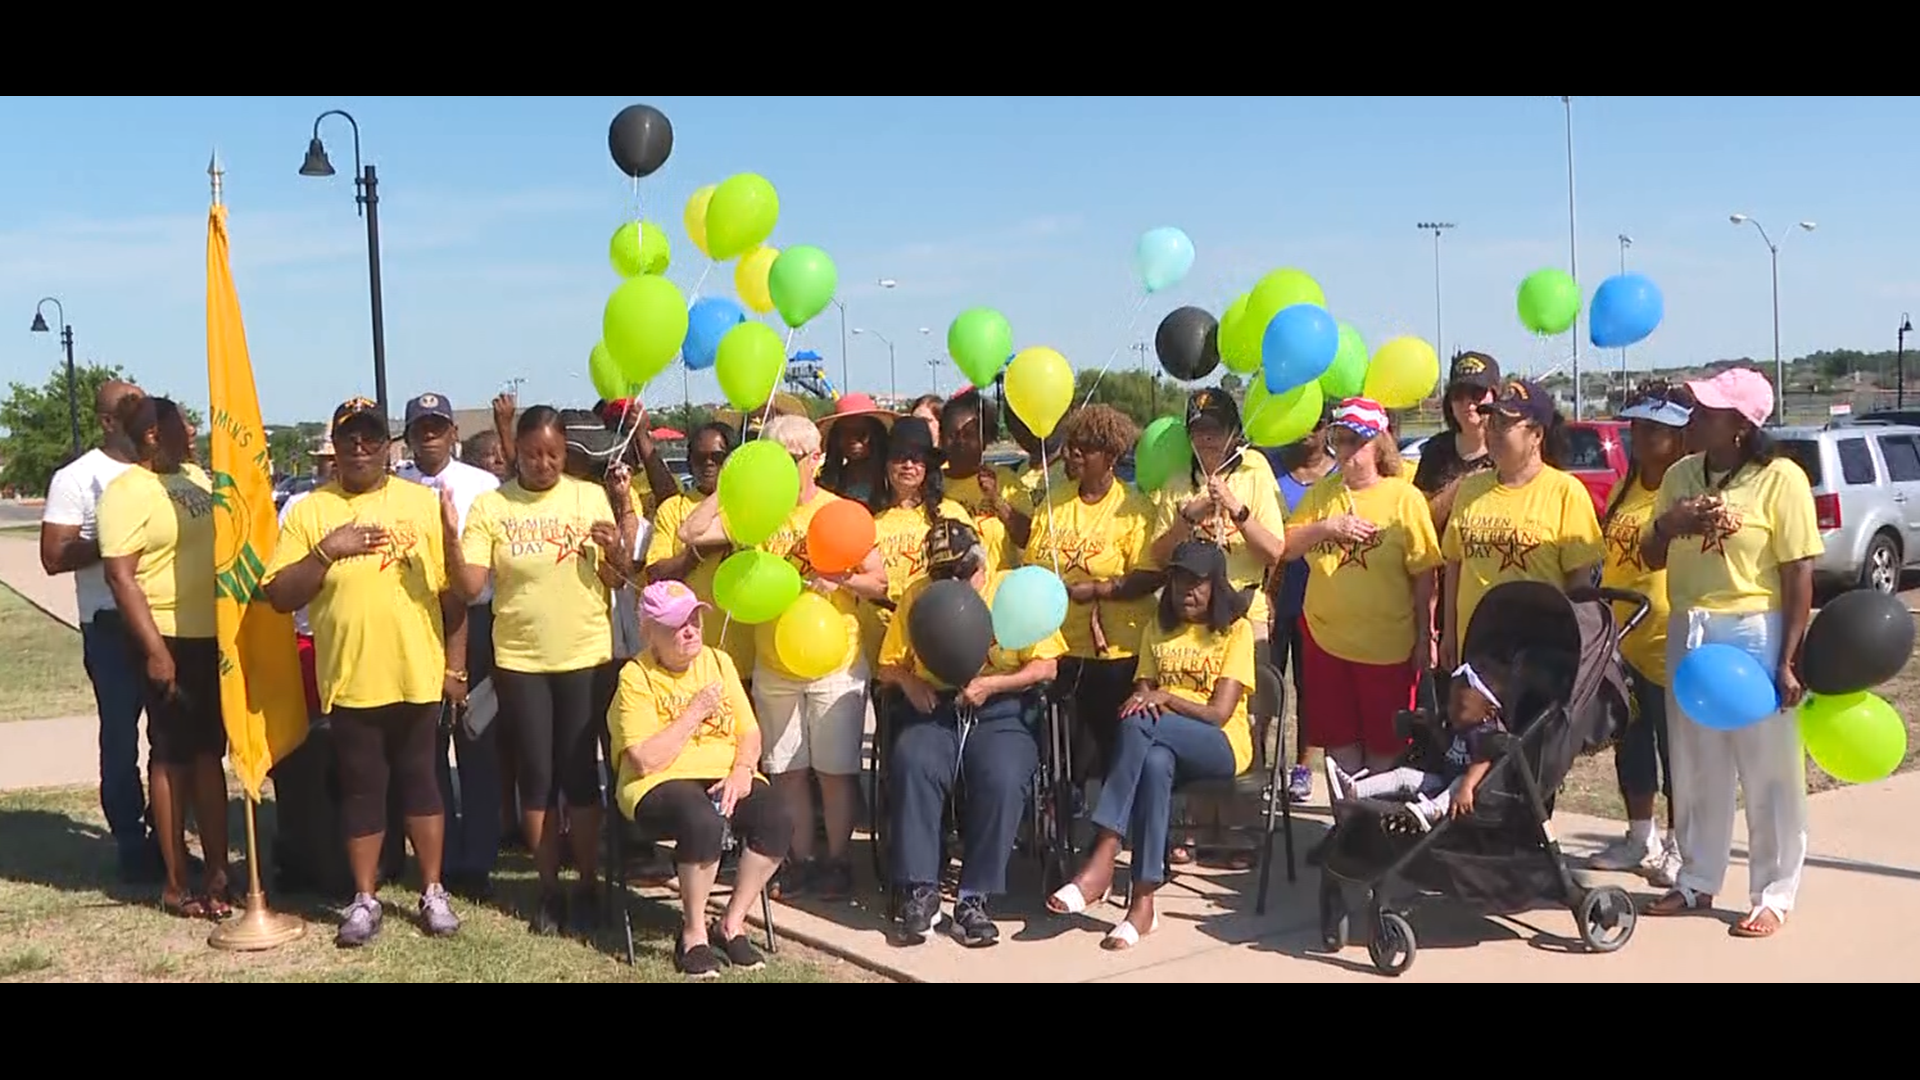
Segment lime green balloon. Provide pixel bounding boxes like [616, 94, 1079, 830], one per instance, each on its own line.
[610, 220, 671, 278]
[1218, 292, 1258, 374]
[1517, 268, 1580, 335]
[768, 245, 838, 329]
[601, 274, 688, 390]
[948, 308, 1014, 388]
[717, 440, 802, 549]
[1250, 268, 1327, 313]
[704, 173, 780, 261]
[588, 342, 626, 401]
[1244, 378, 1324, 448]
[1799, 691, 1908, 784]
[712, 549, 804, 624]
[1319, 322, 1368, 400]
[1134, 416, 1192, 493]
[715, 321, 787, 411]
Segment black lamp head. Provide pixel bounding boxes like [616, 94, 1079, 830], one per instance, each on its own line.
[29, 311, 49, 333]
[1904, 315, 1914, 335]
[299, 138, 335, 178]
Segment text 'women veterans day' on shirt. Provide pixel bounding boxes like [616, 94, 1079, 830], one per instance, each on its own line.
[1135, 616, 1258, 774]
[462, 474, 617, 675]
[1441, 467, 1604, 640]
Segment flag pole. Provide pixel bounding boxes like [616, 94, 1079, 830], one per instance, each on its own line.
[205, 148, 306, 952]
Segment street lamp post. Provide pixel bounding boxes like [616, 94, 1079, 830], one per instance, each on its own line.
[1618, 234, 1633, 391]
[1729, 214, 1817, 424]
[1561, 96, 1583, 420]
[28, 298, 80, 457]
[852, 328, 897, 403]
[1899, 314, 1913, 410]
[831, 299, 850, 394]
[299, 109, 391, 423]
[1416, 222, 1455, 360]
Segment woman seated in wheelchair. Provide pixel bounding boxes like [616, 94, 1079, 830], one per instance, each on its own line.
[877, 518, 1066, 948]
[1047, 541, 1256, 951]
[607, 581, 794, 979]
[1324, 659, 1511, 835]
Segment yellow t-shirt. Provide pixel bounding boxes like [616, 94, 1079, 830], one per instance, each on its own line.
[646, 491, 754, 675]
[1151, 452, 1287, 626]
[462, 475, 615, 674]
[1600, 477, 1672, 682]
[607, 646, 764, 819]
[1655, 454, 1824, 616]
[1024, 480, 1164, 659]
[96, 463, 218, 639]
[752, 487, 865, 679]
[879, 573, 1069, 689]
[943, 465, 1022, 572]
[1441, 467, 1605, 642]
[1135, 616, 1257, 775]
[860, 498, 973, 669]
[1289, 474, 1442, 666]
[266, 478, 448, 712]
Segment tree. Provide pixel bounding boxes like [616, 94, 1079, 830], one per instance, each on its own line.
[0, 362, 201, 496]
[1071, 368, 1187, 429]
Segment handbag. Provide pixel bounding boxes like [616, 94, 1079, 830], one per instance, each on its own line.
[462, 676, 498, 740]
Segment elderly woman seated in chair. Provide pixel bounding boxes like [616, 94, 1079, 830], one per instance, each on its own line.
[1047, 541, 1257, 951]
[877, 518, 1065, 948]
[608, 581, 794, 979]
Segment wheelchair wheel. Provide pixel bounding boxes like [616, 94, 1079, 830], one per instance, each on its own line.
[1318, 875, 1348, 952]
[1367, 911, 1416, 977]
[1576, 885, 1636, 953]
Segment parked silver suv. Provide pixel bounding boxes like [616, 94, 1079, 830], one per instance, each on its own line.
[1770, 422, 1920, 595]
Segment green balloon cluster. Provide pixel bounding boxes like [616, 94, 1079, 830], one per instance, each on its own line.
[601, 274, 689, 392]
[717, 440, 801, 548]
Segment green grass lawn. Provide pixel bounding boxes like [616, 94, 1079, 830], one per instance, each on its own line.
[0, 584, 95, 722]
[0, 785, 866, 983]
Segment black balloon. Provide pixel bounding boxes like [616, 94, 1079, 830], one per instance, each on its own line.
[1801, 589, 1916, 696]
[1154, 305, 1220, 381]
[609, 104, 674, 179]
[907, 579, 993, 690]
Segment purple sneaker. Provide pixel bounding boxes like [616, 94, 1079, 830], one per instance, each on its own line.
[418, 884, 460, 937]
[336, 893, 383, 948]
[1287, 764, 1313, 803]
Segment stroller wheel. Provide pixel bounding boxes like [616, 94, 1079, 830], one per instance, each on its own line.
[1367, 911, 1417, 977]
[1576, 885, 1637, 953]
[1318, 876, 1348, 952]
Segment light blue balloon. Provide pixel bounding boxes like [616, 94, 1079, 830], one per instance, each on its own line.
[990, 565, 1069, 652]
[1589, 272, 1664, 349]
[684, 296, 747, 371]
[1134, 226, 1195, 294]
[1673, 643, 1779, 731]
[1260, 303, 1340, 395]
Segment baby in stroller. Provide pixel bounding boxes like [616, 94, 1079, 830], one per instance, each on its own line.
[1324, 660, 1511, 833]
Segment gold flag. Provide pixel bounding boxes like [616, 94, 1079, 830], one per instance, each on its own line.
[207, 201, 309, 800]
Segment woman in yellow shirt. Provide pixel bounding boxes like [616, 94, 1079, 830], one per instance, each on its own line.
[1440, 378, 1605, 669]
[97, 396, 229, 922]
[1638, 368, 1822, 939]
[1046, 542, 1253, 950]
[1588, 384, 1693, 885]
[607, 581, 792, 978]
[644, 422, 753, 675]
[449, 405, 636, 935]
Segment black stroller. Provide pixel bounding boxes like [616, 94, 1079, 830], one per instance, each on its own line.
[1317, 580, 1650, 977]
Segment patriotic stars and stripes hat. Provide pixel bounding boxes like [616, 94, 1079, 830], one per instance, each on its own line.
[1329, 397, 1390, 440]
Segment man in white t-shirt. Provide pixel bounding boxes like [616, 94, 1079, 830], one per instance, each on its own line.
[38, 378, 159, 881]
[396, 392, 503, 897]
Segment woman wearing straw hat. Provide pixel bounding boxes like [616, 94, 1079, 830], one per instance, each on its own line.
[817, 392, 894, 513]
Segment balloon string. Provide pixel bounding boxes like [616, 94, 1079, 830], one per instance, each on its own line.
[1075, 291, 1154, 410]
[688, 260, 716, 304]
[1038, 441, 1062, 578]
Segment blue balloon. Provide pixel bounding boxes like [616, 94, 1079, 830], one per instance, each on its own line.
[683, 296, 747, 371]
[1260, 303, 1339, 394]
[1589, 272, 1664, 349]
[1134, 227, 1195, 294]
[990, 565, 1069, 652]
[1673, 643, 1780, 731]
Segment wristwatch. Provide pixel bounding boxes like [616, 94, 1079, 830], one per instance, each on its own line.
[1232, 504, 1253, 525]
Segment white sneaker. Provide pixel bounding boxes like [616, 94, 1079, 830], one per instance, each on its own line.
[1649, 839, 1682, 888]
[1323, 758, 1349, 802]
[1588, 831, 1661, 873]
[1407, 797, 1441, 831]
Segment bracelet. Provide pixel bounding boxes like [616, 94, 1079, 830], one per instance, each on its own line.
[445, 669, 468, 683]
[313, 547, 334, 567]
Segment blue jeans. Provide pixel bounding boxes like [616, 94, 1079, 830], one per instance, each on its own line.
[887, 693, 1038, 897]
[1615, 663, 1672, 807]
[1092, 710, 1236, 886]
[436, 603, 501, 878]
[80, 611, 150, 860]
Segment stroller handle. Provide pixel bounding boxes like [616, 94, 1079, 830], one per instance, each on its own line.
[1585, 586, 1653, 637]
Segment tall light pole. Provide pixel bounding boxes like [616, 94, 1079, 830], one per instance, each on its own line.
[1617, 234, 1633, 392]
[918, 327, 936, 395]
[1416, 222, 1456, 360]
[1899, 314, 1913, 410]
[1561, 96, 1582, 420]
[28, 298, 80, 457]
[830, 299, 850, 395]
[852, 328, 897, 403]
[299, 109, 390, 424]
[1730, 214, 1817, 424]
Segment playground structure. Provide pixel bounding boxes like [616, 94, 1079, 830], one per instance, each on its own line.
[784, 350, 840, 402]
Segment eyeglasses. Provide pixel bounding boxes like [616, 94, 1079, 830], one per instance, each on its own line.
[336, 432, 387, 453]
[689, 450, 730, 465]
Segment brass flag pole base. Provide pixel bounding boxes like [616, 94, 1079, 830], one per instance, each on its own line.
[209, 795, 306, 952]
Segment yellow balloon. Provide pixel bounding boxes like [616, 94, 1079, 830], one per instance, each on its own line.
[735, 245, 780, 315]
[1364, 336, 1442, 409]
[1005, 346, 1074, 439]
[684, 185, 717, 259]
[773, 591, 849, 679]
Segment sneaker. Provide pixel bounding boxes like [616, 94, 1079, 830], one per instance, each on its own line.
[950, 895, 1000, 948]
[1588, 830, 1662, 873]
[815, 857, 854, 901]
[418, 884, 460, 937]
[1287, 764, 1314, 803]
[898, 884, 943, 940]
[1649, 840, 1682, 889]
[336, 893, 383, 948]
[710, 921, 765, 971]
[1323, 758, 1350, 802]
[1406, 798, 1440, 832]
[675, 939, 723, 979]
[768, 859, 813, 902]
[529, 890, 565, 936]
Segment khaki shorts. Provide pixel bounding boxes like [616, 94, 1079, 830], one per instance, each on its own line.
[752, 658, 872, 777]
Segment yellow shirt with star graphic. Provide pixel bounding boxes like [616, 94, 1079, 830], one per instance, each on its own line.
[752, 488, 865, 680]
[267, 478, 449, 713]
[647, 491, 754, 675]
[1288, 474, 1442, 666]
[1600, 477, 1671, 681]
[1024, 480, 1164, 659]
[859, 498, 973, 668]
[97, 463, 218, 639]
[607, 644, 763, 819]
[1654, 454, 1823, 617]
[462, 475, 616, 674]
[880, 572, 1069, 690]
[1150, 451, 1287, 627]
[1441, 466, 1605, 641]
[1135, 615, 1257, 775]
[942, 466, 1023, 572]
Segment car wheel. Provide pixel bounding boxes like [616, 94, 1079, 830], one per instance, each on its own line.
[1860, 532, 1901, 595]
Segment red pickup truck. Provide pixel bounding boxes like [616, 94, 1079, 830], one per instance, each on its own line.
[1564, 419, 1631, 516]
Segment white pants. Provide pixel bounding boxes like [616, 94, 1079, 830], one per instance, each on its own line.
[1665, 609, 1809, 913]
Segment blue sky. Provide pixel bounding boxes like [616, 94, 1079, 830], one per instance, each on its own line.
[3, 95, 1915, 425]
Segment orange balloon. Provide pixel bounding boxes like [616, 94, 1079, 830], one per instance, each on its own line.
[806, 497, 876, 575]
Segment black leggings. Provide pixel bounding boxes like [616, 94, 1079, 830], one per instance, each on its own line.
[633, 778, 793, 866]
[332, 702, 443, 840]
[1273, 614, 1308, 762]
[1060, 657, 1139, 784]
[497, 663, 618, 810]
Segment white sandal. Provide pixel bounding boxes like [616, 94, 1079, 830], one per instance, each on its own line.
[1047, 883, 1089, 915]
[1101, 913, 1161, 951]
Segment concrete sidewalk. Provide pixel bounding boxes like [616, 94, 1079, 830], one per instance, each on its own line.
[0, 536, 80, 630]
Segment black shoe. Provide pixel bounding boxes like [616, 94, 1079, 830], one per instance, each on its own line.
[570, 885, 602, 934]
[529, 890, 565, 936]
[675, 939, 723, 979]
[768, 860, 813, 902]
[710, 921, 765, 971]
[815, 857, 854, 901]
[950, 895, 999, 948]
[897, 884, 942, 941]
